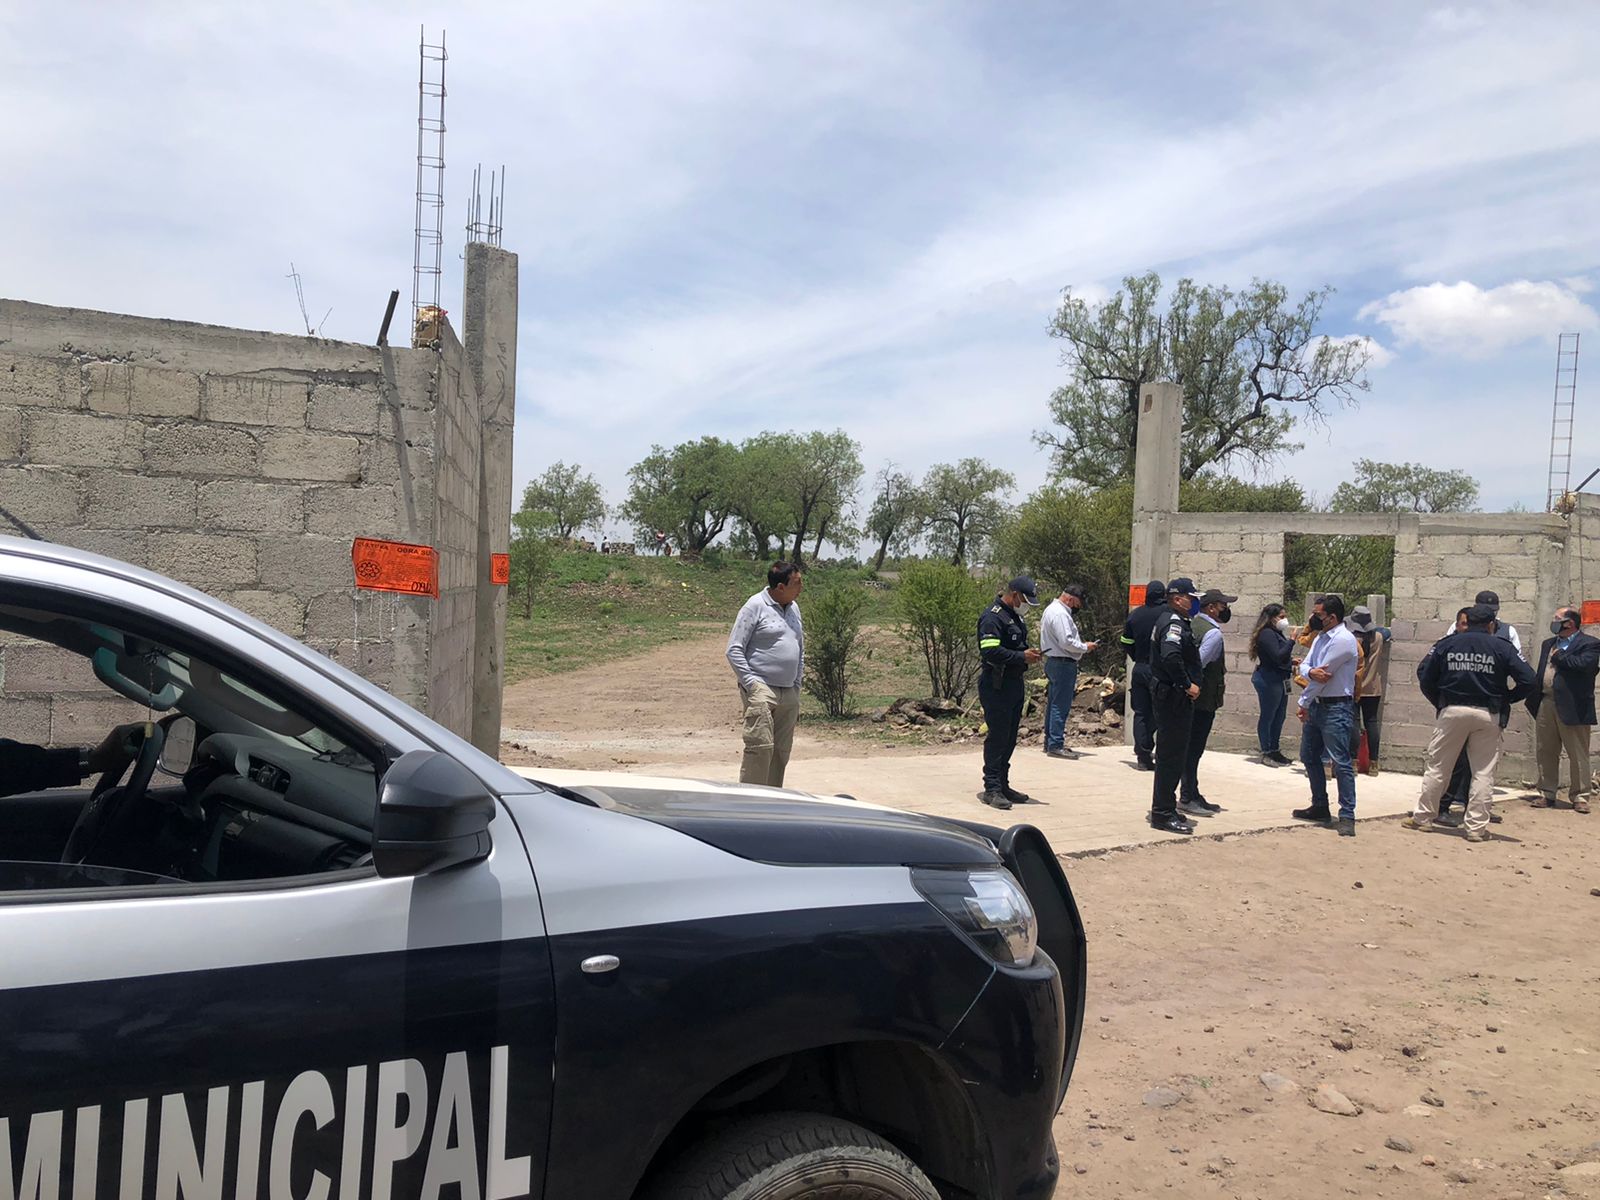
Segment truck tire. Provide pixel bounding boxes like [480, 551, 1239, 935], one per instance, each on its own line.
[644, 1111, 942, 1200]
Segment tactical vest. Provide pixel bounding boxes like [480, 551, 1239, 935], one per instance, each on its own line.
[1192, 612, 1226, 712]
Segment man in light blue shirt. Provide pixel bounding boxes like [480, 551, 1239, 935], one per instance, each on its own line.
[1293, 593, 1361, 835]
[726, 561, 805, 787]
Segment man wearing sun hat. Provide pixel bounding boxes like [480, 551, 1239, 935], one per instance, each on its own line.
[976, 576, 1044, 811]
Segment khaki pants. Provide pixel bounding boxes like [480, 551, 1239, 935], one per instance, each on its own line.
[1535, 701, 1592, 806]
[739, 682, 801, 788]
[1414, 705, 1501, 834]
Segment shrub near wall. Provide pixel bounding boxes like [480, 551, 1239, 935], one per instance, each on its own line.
[802, 585, 868, 717]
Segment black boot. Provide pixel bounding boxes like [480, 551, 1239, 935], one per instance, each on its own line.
[1292, 805, 1333, 823]
[1149, 812, 1194, 834]
[1002, 784, 1032, 804]
[977, 788, 1012, 811]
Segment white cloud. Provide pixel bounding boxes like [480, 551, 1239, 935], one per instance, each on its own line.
[1358, 280, 1599, 356]
[1320, 334, 1394, 369]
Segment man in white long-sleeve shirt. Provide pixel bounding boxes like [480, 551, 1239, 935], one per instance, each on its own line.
[1292, 593, 1361, 836]
[726, 561, 805, 787]
[1040, 583, 1096, 758]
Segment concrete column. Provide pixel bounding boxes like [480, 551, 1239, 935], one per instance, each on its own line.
[464, 243, 518, 757]
[1125, 380, 1183, 743]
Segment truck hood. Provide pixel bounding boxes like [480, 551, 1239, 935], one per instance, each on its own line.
[509, 766, 1001, 868]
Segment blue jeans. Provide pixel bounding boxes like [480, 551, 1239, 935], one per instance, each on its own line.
[1252, 669, 1288, 754]
[1301, 699, 1357, 820]
[1044, 657, 1079, 751]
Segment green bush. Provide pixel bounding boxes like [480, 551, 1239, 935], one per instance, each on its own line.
[802, 585, 868, 718]
[895, 561, 987, 703]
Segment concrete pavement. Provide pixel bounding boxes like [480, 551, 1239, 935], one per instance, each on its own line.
[590, 741, 1447, 855]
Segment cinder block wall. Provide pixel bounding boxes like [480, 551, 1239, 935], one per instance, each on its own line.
[1165, 511, 1582, 782]
[0, 250, 516, 753]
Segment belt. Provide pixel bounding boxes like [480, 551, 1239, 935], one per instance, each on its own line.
[1314, 695, 1354, 704]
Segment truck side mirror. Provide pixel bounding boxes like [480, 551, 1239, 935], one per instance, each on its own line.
[372, 750, 494, 877]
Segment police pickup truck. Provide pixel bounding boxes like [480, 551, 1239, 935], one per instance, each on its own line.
[0, 536, 1084, 1200]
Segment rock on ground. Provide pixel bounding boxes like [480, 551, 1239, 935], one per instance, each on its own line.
[1312, 1084, 1362, 1116]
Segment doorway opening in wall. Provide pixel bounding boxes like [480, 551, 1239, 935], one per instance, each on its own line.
[1283, 533, 1396, 614]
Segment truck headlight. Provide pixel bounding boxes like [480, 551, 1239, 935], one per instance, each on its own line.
[913, 867, 1038, 967]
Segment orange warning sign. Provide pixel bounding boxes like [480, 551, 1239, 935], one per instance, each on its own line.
[352, 538, 439, 599]
[1128, 584, 1143, 611]
[1582, 600, 1600, 627]
[491, 553, 510, 585]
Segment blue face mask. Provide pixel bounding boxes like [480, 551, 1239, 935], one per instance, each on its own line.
[1187, 597, 1201, 617]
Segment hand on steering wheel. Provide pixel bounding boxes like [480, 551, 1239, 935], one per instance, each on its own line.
[61, 722, 166, 866]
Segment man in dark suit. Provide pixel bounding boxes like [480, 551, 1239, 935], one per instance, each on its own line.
[1528, 607, 1599, 814]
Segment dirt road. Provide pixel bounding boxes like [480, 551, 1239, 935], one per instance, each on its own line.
[502, 631, 1600, 1193]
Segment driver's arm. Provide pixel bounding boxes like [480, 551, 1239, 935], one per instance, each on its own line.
[0, 738, 90, 799]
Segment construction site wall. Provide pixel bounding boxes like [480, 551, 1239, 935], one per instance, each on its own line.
[1131, 383, 1600, 782]
[0, 244, 516, 753]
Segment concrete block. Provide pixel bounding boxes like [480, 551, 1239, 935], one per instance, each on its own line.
[2, 642, 102, 695]
[1420, 535, 1471, 556]
[0, 406, 19, 460]
[148, 532, 258, 588]
[1389, 575, 1416, 600]
[1216, 552, 1264, 577]
[84, 363, 201, 418]
[83, 472, 197, 529]
[319, 637, 397, 686]
[0, 696, 53, 745]
[361, 436, 434, 487]
[309, 384, 381, 435]
[1389, 597, 1433, 623]
[1385, 722, 1437, 750]
[1415, 574, 1455, 600]
[23, 410, 144, 469]
[1516, 577, 1543, 603]
[51, 696, 151, 747]
[223, 589, 307, 636]
[258, 535, 356, 590]
[197, 480, 305, 533]
[0, 466, 84, 527]
[60, 528, 151, 565]
[201, 375, 309, 427]
[260, 431, 361, 483]
[0, 353, 75, 408]
[1469, 534, 1533, 556]
[305, 485, 402, 537]
[1239, 532, 1280, 552]
[144, 423, 260, 477]
[1487, 555, 1539, 579]
[1175, 551, 1221, 579]
[1239, 573, 1283, 595]
[303, 591, 403, 643]
[1388, 618, 1420, 640]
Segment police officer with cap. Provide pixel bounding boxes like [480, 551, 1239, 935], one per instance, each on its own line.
[1439, 589, 1522, 818]
[976, 576, 1044, 810]
[1120, 580, 1168, 770]
[1148, 577, 1202, 834]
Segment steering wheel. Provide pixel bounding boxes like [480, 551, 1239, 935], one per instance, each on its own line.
[61, 723, 166, 866]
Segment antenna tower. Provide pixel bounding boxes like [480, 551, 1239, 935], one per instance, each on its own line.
[1547, 332, 1582, 511]
[466, 163, 506, 247]
[412, 26, 448, 340]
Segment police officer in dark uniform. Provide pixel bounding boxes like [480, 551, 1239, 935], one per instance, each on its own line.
[1405, 603, 1535, 840]
[1148, 577, 1202, 834]
[1119, 580, 1167, 770]
[976, 576, 1043, 811]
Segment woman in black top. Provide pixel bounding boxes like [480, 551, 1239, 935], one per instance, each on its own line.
[1248, 603, 1296, 765]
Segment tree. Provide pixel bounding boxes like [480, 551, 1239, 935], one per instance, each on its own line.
[920, 458, 1015, 565]
[507, 505, 557, 618]
[896, 561, 988, 704]
[802, 584, 869, 718]
[522, 462, 606, 540]
[620, 437, 739, 554]
[1036, 272, 1373, 487]
[864, 466, 922, 570]
[1330, 460, 1480, 513]
[728, 434, 797, 560]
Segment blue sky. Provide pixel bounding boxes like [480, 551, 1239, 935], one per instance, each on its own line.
[4, 1, 1598, 538]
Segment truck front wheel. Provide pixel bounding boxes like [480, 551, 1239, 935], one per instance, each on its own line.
[644, 1111, 942, 1200]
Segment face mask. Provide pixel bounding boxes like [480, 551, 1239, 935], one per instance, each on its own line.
[1552, 619, 1571, 635]
[1275, 618, 1290, 633]
[1312, 612, 1330, 630]
[1218, 605, 1232, 624]
[1186, 597, 1200, 617]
